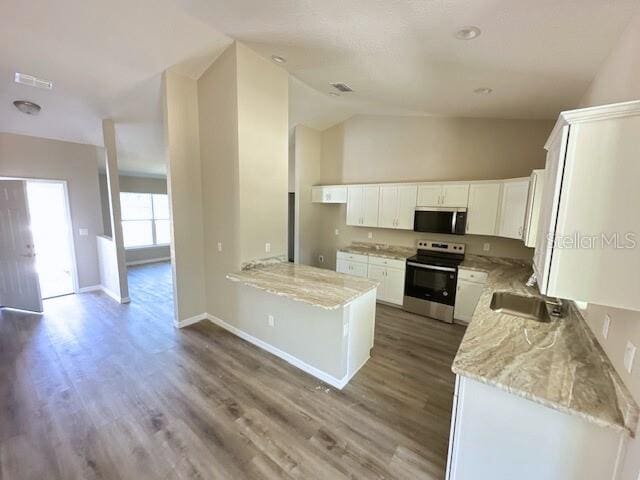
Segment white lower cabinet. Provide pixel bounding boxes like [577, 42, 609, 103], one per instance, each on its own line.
[454, 269, 488, 324]
[447, 375, 626, 480]
[337, 252, 406, 306]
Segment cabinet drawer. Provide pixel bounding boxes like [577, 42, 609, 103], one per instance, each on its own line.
[457, 269, 488, 283]
[337, 251, 368, 264]
[368, 256, 406, 270]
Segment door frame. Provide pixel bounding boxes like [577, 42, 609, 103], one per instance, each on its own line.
[0, 176, 80, 296]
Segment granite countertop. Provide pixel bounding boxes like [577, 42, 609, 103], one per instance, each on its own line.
[227, 262, 379, 310]
[452, 255, 639, 436]
[338, 242, 416, 261]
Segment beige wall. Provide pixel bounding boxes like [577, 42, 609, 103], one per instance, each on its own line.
[119, 175, 167, 194]
[0, 132, 103, 288]
[296, 115, 554, 271]
[164, 70, 207, 323]
[198, 43, 241, 323]
[576, 11, 640, 478]
[579, 11, 640, 108]
[293, 125, 323, 265]
[236, 42, 289, 265]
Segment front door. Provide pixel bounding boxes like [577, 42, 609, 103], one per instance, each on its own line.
[0, 180, 43, 312]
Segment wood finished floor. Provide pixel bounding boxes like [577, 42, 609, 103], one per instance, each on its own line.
[0, 261, 466, 480]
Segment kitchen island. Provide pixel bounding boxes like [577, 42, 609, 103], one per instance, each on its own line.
[226, 262, 378, 389]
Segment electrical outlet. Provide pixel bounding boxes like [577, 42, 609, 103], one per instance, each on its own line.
[217, 242, 223, 252]
[624, 341, 636, 374]
[268, 315, 275, 327]
[368, 232, 373, 239]
[602, 314, 611, 339]
[483, 243, 491, 252]
[265, 243, 271, 253]
[335, 229, 339, 236]
[79, 228, 88, 236]
[318, 254, 324, 264]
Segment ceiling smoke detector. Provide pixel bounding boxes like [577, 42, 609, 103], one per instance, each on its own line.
[14, 72, 53, 90]
[330, 82, 353, 93]
[271, 55, 286, 64]
[473, 87, 493, 95]
[455, 26, 481, 40]
[13, 100, 41, 115]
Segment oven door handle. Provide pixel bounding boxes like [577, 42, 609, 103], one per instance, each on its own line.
[406, 262, 457, 272]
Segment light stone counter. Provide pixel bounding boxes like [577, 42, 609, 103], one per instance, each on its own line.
[338, 242, 416, 261]
[227, 262, 379, 310]
[452, 255, 639, 435]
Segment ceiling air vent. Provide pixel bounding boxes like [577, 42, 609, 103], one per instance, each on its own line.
[14, 72, 53, 90]
[330, 82, 353, 93]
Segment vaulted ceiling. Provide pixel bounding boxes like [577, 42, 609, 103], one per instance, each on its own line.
[1, 0, 638, 175]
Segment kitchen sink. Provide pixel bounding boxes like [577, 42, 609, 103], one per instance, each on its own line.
[490, 292, 552, 322]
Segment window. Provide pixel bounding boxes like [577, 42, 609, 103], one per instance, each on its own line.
[120, 193, 170, 248]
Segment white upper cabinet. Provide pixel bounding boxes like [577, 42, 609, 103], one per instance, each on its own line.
[378, 185, 417, 230]
[497, 178, 529, 239]
[522, 169, 545, 248]
[417, 183, 469, 208]
[535, 100, 640, 311]
[311, 186, 347, 203]
[466, 183, 501, 235]
[347, 185, 379, 227]
[442, 184, 470, 207]
[416, 184, 441, 206]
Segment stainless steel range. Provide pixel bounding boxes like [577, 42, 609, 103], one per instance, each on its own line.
[403, 240, 465, 323]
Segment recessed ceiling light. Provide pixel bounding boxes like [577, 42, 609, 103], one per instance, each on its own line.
[271, 55, 286, 64]
[473, 87, 493, 95]
[330, 82, 353, 93]
[455, 26, 481, 40]
[13, 100, 41, 115]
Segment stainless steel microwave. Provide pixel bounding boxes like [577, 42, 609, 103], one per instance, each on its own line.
[413, 207, 467, 235]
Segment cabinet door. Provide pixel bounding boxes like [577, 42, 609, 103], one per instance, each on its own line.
[346, 186, 363, 226]
[497, 179, 529, 239]
[378, 186, 398, 229]
[454, 281, 484, 323]
[417, 184, 442, 206]
[336, 259, 350, 274]
[466, 183, 501, 235]
[523, 170, 545, 248]
[350, 261, 369, 278]
[384, 268, 406, 305]
[396, 185, 417, 229]
[442, 184, 470, 208]
[367, 264, 387, 301]
[362, 185, 380, 227]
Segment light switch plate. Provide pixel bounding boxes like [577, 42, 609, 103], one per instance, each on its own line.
[624, 342, 636, 374]
[217, 242, 222, 252]
[265, 243, 271, 253]
[602, 314, 611, 339]
[483, 243, 490, 252]
[368, 232, 373, 239]
[268, 315, 274, 327]
[79, 228, 88, 236]
[335, 229, 339, 236]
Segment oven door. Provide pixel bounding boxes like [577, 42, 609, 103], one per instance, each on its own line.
[404, 262, 458, 306]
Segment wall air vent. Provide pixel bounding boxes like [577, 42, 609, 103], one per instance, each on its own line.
[330, 82, 353, 93]
[14, 72, 53, 90]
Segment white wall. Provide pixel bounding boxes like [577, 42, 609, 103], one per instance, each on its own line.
[0, 132, 103, 288]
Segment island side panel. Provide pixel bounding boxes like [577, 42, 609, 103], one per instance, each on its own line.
[234, 284, 349, 383]
[345, 289, 377, 381]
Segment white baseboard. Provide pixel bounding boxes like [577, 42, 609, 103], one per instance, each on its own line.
[175, 313, 208, 328]
[100, 286, 130, 304]
[126, 257, 171, 266]
[77, 285, 102, 293]
[207, 314, 348, 389]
